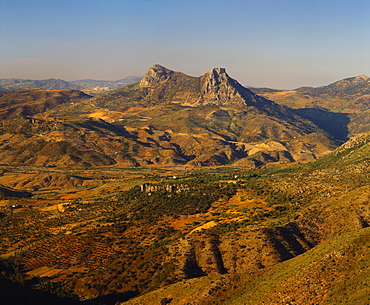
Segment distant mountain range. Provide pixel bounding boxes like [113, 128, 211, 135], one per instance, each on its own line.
[0, 76, 141, 95]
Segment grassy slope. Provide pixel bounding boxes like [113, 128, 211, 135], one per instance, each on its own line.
[120, 136, 370, 304]
[226, 227, 370, 305]
[122, 227, 370, 305]
[1, 135, 370, 304]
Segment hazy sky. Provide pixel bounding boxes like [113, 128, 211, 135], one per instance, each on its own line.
[1, 0, 369, 89]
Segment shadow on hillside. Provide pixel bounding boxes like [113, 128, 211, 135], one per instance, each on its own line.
[294, 108, 350, 141]
[69, 175, 94, 181]
[0, 278, 81, 305]
[0, 277, 139, 305]
[0, 187, 32, 199]
[91, 291, 139, 305]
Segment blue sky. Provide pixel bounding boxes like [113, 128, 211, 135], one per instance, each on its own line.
[1, 0, 369, 88]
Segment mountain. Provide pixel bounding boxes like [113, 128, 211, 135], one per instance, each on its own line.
[0, 76, 141, 95]
[298, 74, 370, 97]
[95, 64, 281, 108]
[0, 64, 341, 168]
[254, 74, 370, 112]
[0, 78, 78, 91]
[80, 64, 339, 166]
[0, 89, 91, 119]
[250, 75, 370, 139]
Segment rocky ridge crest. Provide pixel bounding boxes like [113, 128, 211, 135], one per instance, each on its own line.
[199, 67, 269, 107]
[137, 64, 273, 108]
[139, 64, 174, 88]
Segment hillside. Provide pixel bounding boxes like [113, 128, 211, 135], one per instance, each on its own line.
[0, 115, 161, 168]
[0, 131, 370, 304]
[124, 228, 370, 305]
[256, 75, 370, 112]
[0, 89, 91, 119]
[119, 133, 370, 304]
[251, 75, 370, 138]
[313, 131, 370, 168]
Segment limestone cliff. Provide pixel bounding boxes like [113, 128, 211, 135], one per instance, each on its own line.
[199, 67, 270, 107]
[139, 64, 174, 88]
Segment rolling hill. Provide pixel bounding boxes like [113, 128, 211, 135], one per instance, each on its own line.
[0, 89, 91, 119]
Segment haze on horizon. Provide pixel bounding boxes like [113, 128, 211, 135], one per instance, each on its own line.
[1, 0, 369, 89]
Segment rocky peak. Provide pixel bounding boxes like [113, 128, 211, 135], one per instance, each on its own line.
[139, 64, 174, 88]
[202, 67, 230, 90]
[134, 64, 274, 109]
[334, 74, 370, 87]
[323, 74, 370, 96]
[353, 75, 370, 83]
[200, 67, 262, 107]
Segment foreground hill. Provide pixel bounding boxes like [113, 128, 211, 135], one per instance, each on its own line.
[119, 132, 370, 305]
[123, 228, 370, 305]
[1, 131, 369, 304]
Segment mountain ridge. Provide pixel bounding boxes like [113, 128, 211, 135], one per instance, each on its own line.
[134, 64, 277, 108]
[252, 74, 370, 139]
[296, 74, 370, 97]
[85, 65, 340, 166]
[253, 73, 370, 110]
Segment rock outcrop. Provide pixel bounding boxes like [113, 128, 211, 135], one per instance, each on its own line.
[166, 223, 315, 282]
[199, 67, 270, 107]
[139, 64, 174, 88]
